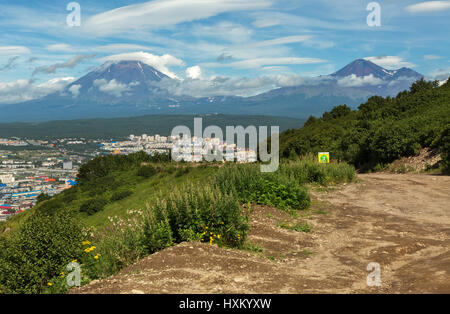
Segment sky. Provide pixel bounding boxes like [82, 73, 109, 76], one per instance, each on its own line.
[0, 0, 449, 103]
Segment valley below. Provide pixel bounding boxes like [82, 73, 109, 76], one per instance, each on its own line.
[70, 173, 450, 294]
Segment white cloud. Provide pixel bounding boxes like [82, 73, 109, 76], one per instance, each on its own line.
[186, 66, 202, 79]
[0, 77, 75, 104]
[406, 1, 450, 13]
[250, 11, 365, 31]
[33, 54, 95, 75]
[84, 0, 273, 35]
[99, 52, 185, 79]
[210, 57, 326, 69]
[252, 19, 280, 28]
[364, 56, 416, 69]
[36, 77, 76, 91]
[254, 35, 313, 47]
[93, 79, 139, 97]
[337, 74, 384, 87]
[45, 44, 74, 52]
[0, 46, 30, 56]
[157, 74, 324, 97]
[191, 22, 253, 44]
[424, 54, 444, 60]
[428, 66, 450, 80]
[68, 84, 82, 97]
[97, 44, 155, 52]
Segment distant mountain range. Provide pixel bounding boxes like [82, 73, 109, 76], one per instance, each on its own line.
[0, 59, 423, 122]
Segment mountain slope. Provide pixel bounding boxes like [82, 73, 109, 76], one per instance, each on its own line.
[0, 59, 425, 122]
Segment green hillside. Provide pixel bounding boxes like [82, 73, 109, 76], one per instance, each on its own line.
[0, 152, 355, 294]
[279, 78, 450, 172]
[0, 114, 305, 140]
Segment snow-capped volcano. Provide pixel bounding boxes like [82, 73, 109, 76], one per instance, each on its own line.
[331, 59, 422, 81]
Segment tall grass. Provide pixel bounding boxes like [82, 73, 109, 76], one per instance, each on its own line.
[280, 157, 356, 186]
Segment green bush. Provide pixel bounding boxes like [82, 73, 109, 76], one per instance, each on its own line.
[175, 166, 191, 177]
[110, 189, 133, 202]
[249, 176, 310, 210]
[36, 193, 52, 204]
[137, 165, 157, 178]
[213, 164, 311, 209]
[79, 198, 108, 215]
[162, 185, 249, 248]
[0, 209, 84, 294]
[434, 123, 450, 173]
[141, 216, 173, 254]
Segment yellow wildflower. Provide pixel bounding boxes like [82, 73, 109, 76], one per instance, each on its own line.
[47, 282, 53, 286]
[82, 240, 91, 246]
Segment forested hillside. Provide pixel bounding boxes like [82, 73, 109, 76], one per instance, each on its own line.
[279, 78, 450, 172]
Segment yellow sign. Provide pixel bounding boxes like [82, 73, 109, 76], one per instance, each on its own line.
[318, 152, 330, 164]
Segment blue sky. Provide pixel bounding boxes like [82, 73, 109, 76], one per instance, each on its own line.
[0, 0, 449, 103]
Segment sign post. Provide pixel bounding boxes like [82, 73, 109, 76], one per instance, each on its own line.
[318, 152, 330, 164]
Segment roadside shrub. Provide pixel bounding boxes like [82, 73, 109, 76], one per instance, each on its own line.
[213, 164, 311, 210]
[80, 198, 108, 215]
[249, 175, 310, 210]
[280, 158, 355, 185]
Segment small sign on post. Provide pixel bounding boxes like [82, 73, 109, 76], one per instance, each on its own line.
[318, 152, 330, 164]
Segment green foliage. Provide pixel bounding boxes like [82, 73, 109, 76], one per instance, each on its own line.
[279, 79, 450, 171]
[77, 151, 168, 183]
[141, 216, 173, 254]
[36, 193, 52, 204]
[80, 198, 108, 215]
[433, 123, 450, 173]
[248, 176, 310, 210]
[279, 158, 355, 186]
[137, 165, 157, 178]
[110, 189, 133, 202]
[175, 166, 191, 177]
[213, 160, 353, 210]
[0, 209, 84, 294]
[161, 185, 249, 248]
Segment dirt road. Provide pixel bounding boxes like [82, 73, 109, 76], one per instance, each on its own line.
[71, 173, 450, 294]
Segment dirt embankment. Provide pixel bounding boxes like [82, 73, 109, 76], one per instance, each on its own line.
[71, 173, 450, 294]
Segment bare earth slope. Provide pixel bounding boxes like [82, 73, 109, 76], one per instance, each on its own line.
[71, 173, 450, 294]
